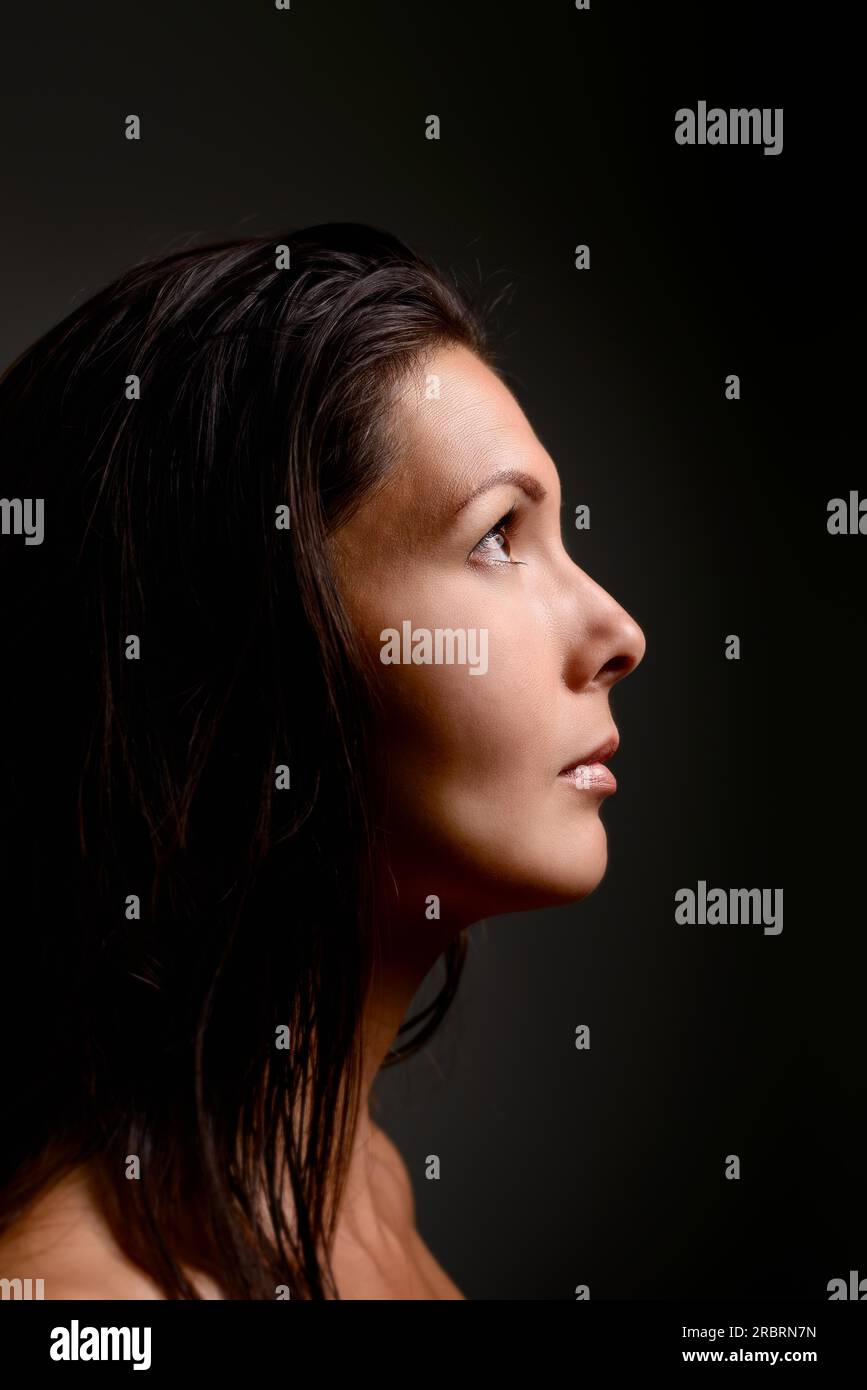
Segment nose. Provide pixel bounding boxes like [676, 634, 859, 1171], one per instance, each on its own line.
[562, 567, 646, 693]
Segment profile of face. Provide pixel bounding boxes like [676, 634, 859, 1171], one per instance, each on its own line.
[331, 346, 646, 926]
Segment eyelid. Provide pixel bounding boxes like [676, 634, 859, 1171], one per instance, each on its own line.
[468, 502, 520, 564]
[485, 504, 517, 539]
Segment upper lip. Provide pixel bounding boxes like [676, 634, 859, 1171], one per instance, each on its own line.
[558, 732, 620, 774]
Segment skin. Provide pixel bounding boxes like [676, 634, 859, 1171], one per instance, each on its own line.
[0, 343, 644, 1300]
[0, 1125, 443, 1301]
[329, 344, 645, 1298]
[333, 344, 645, 920]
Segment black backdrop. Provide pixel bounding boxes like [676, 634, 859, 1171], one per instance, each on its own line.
[1, 0, 862, 1300]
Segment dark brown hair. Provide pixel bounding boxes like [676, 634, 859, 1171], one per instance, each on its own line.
[0, 223, 496, 1297]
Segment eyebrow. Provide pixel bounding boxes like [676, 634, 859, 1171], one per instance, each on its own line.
[451, 468, 548, 518]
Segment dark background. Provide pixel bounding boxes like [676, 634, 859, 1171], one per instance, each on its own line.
[1, 1, 861, 1299]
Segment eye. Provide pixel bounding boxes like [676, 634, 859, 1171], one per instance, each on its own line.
[469, 505, 522, 567]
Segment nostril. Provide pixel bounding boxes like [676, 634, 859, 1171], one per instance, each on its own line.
[600, 654, 634, 680]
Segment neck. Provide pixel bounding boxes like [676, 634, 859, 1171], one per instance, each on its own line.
[325, 888, 465, 1253]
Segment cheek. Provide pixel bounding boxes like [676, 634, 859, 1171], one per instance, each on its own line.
[375, 653, 608, 904]
[373, 612, 553, 823]
[360, 588, 608, 905]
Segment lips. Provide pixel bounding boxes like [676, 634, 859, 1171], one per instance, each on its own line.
[558, 733, 619, 776]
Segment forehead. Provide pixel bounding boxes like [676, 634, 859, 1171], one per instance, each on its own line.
[383, 344, 560, 524]
[391, 345, 544, 511]
[330, 344, 560, 575]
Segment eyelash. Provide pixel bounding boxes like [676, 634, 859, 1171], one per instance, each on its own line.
[469, 504, 525, 566]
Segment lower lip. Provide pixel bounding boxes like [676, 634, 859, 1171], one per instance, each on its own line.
[558, 763, 617, 793]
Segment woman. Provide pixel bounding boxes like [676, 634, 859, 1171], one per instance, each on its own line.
[0, 223, 645, 1299]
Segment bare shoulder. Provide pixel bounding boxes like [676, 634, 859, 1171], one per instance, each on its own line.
[0, 1170, 220, 1301]
[37, 1271, 221, 1300]
[0, 1230, 217, 1301]
[0, 1220, 163, 1301]
[43, 1277, 162, 1301]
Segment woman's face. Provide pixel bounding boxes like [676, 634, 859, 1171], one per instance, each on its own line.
[331, 345, 646, 923]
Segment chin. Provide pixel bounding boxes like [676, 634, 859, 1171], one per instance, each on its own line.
[535, 823, 610, 905]
[477, 826, 610, 915]
[541, 861, 608, 907]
